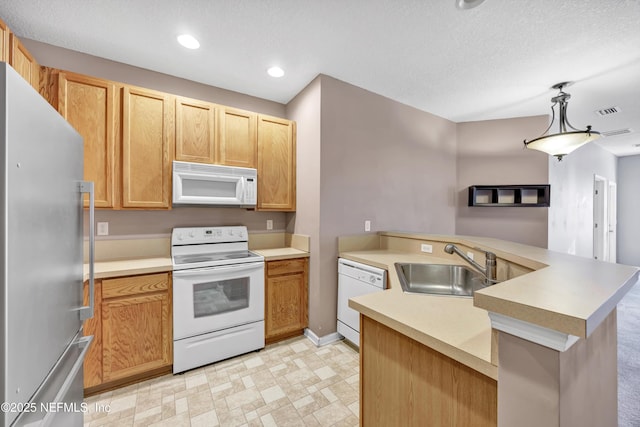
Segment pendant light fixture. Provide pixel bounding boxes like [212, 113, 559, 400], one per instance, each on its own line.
[524, 82, 600, 161]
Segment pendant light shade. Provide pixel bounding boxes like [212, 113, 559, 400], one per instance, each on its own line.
[524, 83, 600, 161]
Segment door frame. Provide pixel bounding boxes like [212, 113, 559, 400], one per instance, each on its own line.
[607, 181, 617, 263]
[593, 175, 608, 261]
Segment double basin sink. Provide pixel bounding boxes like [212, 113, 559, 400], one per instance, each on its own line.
[395, 263, 489, 297]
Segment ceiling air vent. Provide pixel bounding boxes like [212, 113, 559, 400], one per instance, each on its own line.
[600, 128, 633, 137]
[595, 106, 620, 116]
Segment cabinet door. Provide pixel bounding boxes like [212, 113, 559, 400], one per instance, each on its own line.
[219, 107, 257, 168]
[82, 279, 102, 388]
[265, 259, 308, 343]
[175, 96, 217, 164]
[102, 273, 172, 382]
[121, 86, 174, 208]
[257, 115, 296, 211]
[0, 18, 9, 63]
[8, 33, 39, 90]
[59, 72, 118, 208]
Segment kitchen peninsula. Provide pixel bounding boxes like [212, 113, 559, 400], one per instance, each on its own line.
[340, 231, 639, 427]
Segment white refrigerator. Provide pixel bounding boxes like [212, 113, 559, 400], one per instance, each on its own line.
[0, 63, 95, 426]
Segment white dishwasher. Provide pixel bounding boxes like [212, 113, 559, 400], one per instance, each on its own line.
[337, 258, 386, 347]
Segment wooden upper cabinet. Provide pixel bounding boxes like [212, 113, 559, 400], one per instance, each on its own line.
[218, 107, 257, 168]
[0, 18, 9, 63]
[58, 72, 118, 208]
[175, 96, 217, 164]
[121, 86, 174, 209]
[257, 115, 296, 211]
[8, 33, 39, 90]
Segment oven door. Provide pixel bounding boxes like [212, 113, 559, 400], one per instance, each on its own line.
[173, 262, 264, 340]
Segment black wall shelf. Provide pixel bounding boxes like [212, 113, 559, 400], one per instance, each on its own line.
[468, 185, 550, 207]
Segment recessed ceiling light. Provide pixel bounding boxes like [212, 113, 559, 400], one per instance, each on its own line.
[267, 66, 285, 78]
[177, 34, 200, 49]
[455, 0, 486, 10]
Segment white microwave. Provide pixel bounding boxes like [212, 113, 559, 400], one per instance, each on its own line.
[172, 161, 257, 207]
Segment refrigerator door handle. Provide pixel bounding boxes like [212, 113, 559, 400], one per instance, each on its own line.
[79, 181, 95, 320]
[38, 335, 93, 427]
[15, 335, 93, 427]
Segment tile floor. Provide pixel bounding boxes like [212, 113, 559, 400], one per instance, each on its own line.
[83, 337, 360, 427]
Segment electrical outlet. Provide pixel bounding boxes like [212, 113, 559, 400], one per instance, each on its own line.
[266, 219, 273, 230]
[364, 220, 371, 232]
[466, 252, 474, 260]
[421, 244, 433, 253]
[97, 222, 109, 236]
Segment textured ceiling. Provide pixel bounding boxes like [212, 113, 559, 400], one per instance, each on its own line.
[2, 0, 640, 155]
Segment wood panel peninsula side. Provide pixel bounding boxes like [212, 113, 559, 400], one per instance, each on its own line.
[339, 231, 639, 427]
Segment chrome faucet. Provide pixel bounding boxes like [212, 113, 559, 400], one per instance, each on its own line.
[444, 243, 498, 285]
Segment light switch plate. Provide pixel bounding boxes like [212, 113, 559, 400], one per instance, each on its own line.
[266, 220, 273, 230]
[97, 222, 109, 236]
[364, 220, 371, 232]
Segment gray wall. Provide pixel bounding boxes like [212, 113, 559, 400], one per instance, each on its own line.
[23, 39, 286, 116]
[617, 155, 640, 266]
[25, 39, 289, 236]
[285, 77, 322, 333]
[287, 75, 457, 337]
[456, 116, 550, 248]
[548, 143, 617, 258]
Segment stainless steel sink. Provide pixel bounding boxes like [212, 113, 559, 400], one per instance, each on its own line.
[395, 263, 487, 297]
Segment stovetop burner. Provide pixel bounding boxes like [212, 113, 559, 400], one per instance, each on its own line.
[173, 250, 262, 266]
[171, 226, 264, 270]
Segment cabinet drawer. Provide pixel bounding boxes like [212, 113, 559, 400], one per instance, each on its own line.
[102, 272, 169, 299]
[267, 258, 307, 276]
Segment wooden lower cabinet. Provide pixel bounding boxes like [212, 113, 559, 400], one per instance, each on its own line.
[82, 279, 103, 388]
[83, 272, 172, 395]
[265, 258, 309, 344]
[360, 315, 497, 427]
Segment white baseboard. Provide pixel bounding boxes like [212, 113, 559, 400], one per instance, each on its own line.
[304, 328, 343, 347]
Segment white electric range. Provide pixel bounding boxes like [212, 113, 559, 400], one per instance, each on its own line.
[171, 226, 265, 373]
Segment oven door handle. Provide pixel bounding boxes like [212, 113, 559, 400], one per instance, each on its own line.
[173, 262, 264, 277]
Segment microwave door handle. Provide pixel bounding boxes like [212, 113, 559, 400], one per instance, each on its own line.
[238, 177, 246, 202]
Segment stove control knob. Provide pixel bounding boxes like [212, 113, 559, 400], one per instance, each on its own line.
[177, 233, 184, 240]
[189, 231, 196, 238]
[228, 229, 234, 236]
[369, 276, 376, 284]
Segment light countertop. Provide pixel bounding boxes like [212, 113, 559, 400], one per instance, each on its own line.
[342, 250, 497, 379]
[83, 257, 172, 281]
[342, 231, 640, 380]
[83, 246, 309, 280]
[252, 247, 309, 261]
